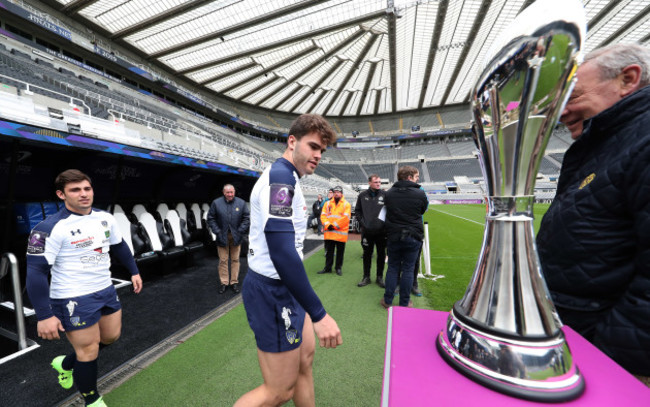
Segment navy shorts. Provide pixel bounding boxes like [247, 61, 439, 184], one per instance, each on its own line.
[243, 270, 306, 353]
[51, 285, 121, 331]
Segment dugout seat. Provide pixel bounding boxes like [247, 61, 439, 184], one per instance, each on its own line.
[201, 203, 216, 243]
[135, 211, 185, 266]
[112, 208, 159, 268]
[164, 209, 204, 255]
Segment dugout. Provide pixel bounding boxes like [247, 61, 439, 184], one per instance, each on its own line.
[0, 118, 259, 335]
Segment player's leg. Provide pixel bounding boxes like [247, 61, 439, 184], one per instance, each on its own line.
[292, 314, 316, 407]
[234, 347, 302, 406]
[97, 309, 122, 345]
[67, 324, 104, 405]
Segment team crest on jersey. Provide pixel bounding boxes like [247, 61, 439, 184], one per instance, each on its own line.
[70, 316, 86, 327]
[101, 221, 108, 228]
[269, 184, 294, 217]
[285, 329, 301, 345]
[27, 230, 48, 254]
[579, 173, 595, 190]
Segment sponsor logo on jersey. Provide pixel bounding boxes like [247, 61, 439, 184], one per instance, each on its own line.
[70, 229, 82, 236]
[71, 236, 94, 248]
[27, 230, 48, 254]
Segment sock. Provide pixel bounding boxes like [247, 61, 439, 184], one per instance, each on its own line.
[62, 352, 76, 371]
[73, 359, 100, 405]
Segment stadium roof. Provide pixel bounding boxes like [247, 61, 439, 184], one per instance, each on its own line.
[44, 0, 650, 116]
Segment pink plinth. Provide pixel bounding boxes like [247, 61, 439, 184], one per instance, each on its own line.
[382, 307, 649, 406]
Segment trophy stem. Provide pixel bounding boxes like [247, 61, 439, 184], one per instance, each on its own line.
[437, 197, 585, 401]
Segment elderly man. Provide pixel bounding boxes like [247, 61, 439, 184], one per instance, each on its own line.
[318, 186, 351, 276]
[207, 184, 250, 294]
[536, 43, 650, 378]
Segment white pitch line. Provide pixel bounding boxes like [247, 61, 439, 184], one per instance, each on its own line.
[430, 207, 485, 226]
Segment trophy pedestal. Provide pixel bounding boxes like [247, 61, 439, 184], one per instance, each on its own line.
[381, 307, 650, 407]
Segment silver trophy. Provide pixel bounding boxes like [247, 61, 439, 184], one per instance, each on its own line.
[436, 0, 586, 402]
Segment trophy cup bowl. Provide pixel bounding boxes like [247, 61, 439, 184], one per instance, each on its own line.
[435, 0, 587, 402]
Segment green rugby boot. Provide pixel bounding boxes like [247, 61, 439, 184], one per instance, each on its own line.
[51, 355, 73, 389]
[87, 396, 107, 407]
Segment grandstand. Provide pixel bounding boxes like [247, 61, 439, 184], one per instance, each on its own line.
[1, 0, 645, 405]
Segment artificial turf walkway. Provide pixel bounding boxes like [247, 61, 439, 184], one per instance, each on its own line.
[99, 205, 550, 406]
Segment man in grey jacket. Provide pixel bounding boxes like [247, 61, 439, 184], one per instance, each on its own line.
[207, 184, 250, 293]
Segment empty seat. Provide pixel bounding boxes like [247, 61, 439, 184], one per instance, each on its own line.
[165, 209, 203, 255]
[112, 211, 159, 268]
[137, 212, 185, 263]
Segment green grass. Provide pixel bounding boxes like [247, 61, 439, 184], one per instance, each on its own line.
[104, 203, 549, 406]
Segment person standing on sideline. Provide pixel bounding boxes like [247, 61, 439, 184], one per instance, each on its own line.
[25, 169, 143, 407]
[355, 174, 387, 288]
[536, 43, 650, 379]
[318, 186, 351, 276]
[309, 194, 324, 235]
[236, 113, 342, 406]
[207, 184, 250, 294]
[381, 166, 428, 309]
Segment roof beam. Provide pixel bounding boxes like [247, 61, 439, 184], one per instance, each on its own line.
[339, 91, 355, 116]
[111, 0, 221, 40]
[236, 74, 282, 101]
[290, 58, 346, 112]
[62, 0, 97, 15]
[214, 44, 320, 92]
[597, 3, 650, 48]
[386, 5, 398, 113]
[149, 0, 329, 58]
[256, 28, 369, 108]
[162, 10, 385, 72]
[418, 0, 448, 109]
[357, 61, 379, 115]
[441, 0, 491, 105]
[199, 60, 258, 85]
[323, 33, 380, 115]
[587, 1, 621, 31]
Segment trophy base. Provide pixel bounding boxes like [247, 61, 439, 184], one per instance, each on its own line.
[436, 311, 585, 403]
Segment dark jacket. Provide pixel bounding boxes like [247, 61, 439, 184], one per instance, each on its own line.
[384, 180, 428, 242]
[312, 198, 323, 217]
[207, 196, 250, 247]
[355, 188, 386, 236]
[536, 85, 650, 376]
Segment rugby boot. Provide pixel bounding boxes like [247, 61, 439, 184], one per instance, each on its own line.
[87, 397, 107, 407]
[51, 355, 73, 389]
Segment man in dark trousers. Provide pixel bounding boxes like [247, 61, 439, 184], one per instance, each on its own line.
[355, 174, 387, 288]
[207, 184, 250, 294]
[381, 166, 428, 308]
[309, 194, 324, 235]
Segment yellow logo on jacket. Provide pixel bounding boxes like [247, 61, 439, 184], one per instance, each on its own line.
[579, 173, 595, 190]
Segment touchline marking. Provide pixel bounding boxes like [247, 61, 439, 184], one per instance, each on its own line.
[431, 208, 484, 226]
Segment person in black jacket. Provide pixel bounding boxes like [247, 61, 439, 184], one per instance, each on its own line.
[537, 43, 650, 379]
[207, 184, 250, 294]
[380, 166, 429, 308]
[309, 194, 324, 235]
[355, 174, 387, 288]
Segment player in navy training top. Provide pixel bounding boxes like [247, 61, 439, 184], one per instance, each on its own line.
[235, 114, 342, 407]
[25, 169, 142, 407]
